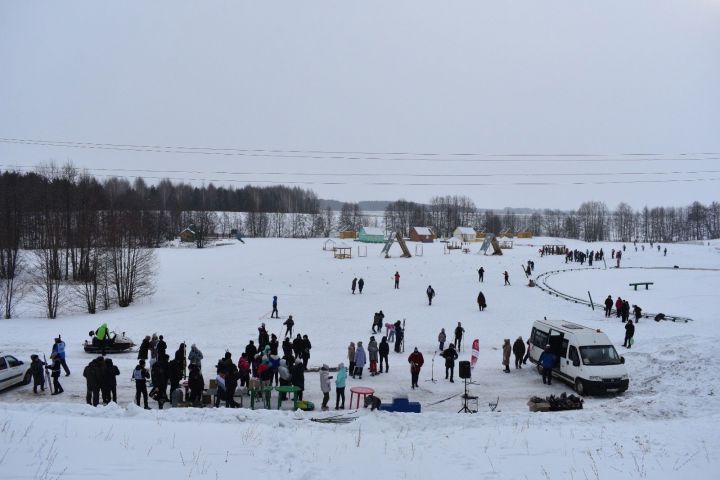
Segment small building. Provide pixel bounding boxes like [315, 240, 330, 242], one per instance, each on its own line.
[409, 226, 435, 243]
[179, 227, 196, 243]
[334, 243, 352, 259]
[453, 226, 477, 243]
[357, 226, 386, 243]
[516, 230, 533, 239]
[339, 230, 356, 240]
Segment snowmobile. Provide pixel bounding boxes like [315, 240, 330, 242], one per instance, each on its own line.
[83, 326, 135, 354]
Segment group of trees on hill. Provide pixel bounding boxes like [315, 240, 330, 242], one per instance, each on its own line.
[1, 164, 718, 318]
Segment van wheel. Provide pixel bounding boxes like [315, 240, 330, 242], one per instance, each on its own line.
[575, 379, 586, 396]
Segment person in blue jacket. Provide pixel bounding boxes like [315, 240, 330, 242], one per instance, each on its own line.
[335, 363, 347, 409]
[538, 345, 557, 385]
[52, 336, 70, 376]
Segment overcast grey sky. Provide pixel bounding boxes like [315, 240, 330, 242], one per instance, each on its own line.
[1, 0, 719, 209]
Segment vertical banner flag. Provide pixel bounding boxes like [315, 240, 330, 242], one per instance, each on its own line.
[471, 339, 479, 370]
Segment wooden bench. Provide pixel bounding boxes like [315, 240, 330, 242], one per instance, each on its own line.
[629, 282, 654, 291]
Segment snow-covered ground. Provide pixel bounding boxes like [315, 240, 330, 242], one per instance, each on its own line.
[1, 237, 719, 479]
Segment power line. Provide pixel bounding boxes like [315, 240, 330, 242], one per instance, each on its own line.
[1, 137, 718, 163]
[2, 163, 719, 179]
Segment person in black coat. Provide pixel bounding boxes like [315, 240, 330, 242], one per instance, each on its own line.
[151, 354, 169, 409]
[292, 334, 304, 358]
[291, 358, 305, 401]
[138, 336, 151, 360]
[393, 320, 403, 353]
[102, 358, 120, 403]
[83, 357, 102, 406]
[269, 334, 279, 356]
[477, 291, 486, 311]
[168, 357, 182, 394]
[188, 364, 205, 407]
[222, 354, 239, 408]
[29, 355, 46, 394]
[378, 336, 390, 373]
[156, 335, 167, 357]
[441, 344, 458, 382]
[604, 295, 613, 318]
[351, 277, 357, 294]
[282, 338, 293, 358]
[358, 278, 364, 294]
[623, 321, 635, 348]
[301, 335, 312, 370]
[245, 340, 258, 359]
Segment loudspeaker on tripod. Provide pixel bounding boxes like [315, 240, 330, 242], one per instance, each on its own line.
[459, 360, 471, 379]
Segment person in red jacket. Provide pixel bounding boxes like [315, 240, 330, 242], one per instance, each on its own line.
[394, 271, 400, 289]
[408, 347, 424, 389]
[615, 297, 623, 319]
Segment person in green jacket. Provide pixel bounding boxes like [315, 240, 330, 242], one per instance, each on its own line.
[335, 363, 347, 410]
[91, 323, 111, 355]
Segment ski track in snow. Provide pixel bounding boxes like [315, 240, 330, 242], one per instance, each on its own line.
[1, 237, 719, 479]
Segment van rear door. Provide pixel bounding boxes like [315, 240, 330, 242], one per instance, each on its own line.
[548, 330, 564, 368]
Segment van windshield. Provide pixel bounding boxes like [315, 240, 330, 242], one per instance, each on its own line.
[579, 346, 621, 366]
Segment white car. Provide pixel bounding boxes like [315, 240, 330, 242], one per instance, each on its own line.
[0, 353, 31, 392]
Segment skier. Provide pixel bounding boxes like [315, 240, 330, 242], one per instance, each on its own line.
[454, 322, 464, 351]
[604, 295, 613, 318]
[502, 339, 511, 373]
[351, 278, 357, 294]
[102, 358, 120, 404]
[478, 267, 484, 282]
[358, 278, 364, 294]
[477, 291, 486, 311]
[379, 336, 390, 373]
[623, 321, 635, 348]
[368, 336, 379, 376]
[503, 271, 510, 286]
[633, 304, 643, 323]
[408, 347, 424, 389]
[438, 328, 446, 351]
[283, 315, 294, 338]
[347, 342, 356, 378]
[132, 359, 151, 409]
[29, 354, 46, 394]
[353, 341, 367, 379]
[46, 353, 64, 395]
[538, 345, 556, 385]
[512, 336, 526, 369]
[441, 344, 458, 382]
[393, 320, 404, 353]
[319, 364, 333, 411]
[51, 336, 70, 376]
[188, 344, 204, 370]
[335, 363, 347, 409]
[426, 285, 436, 306]
[271, 296, 279, 318]
[394, 271, 400, 289]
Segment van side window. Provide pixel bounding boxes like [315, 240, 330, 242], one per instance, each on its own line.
[0, 357, 7, 370]
[569, 346, 580, 365]
[532, 329, 548, 348]
[560, 339, 569, 358]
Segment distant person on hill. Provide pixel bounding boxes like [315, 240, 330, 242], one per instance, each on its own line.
[408, 348, 424, 389]
[353, 341, 366, 379]
[477, 291, 486, 311]
[426, 285, 436, 305]
[358, 278, 365, 294]
[478, 267, 484, 282]
[271, 296, 279, 318]
[438, 328, 446, 351]
[454, 322, 464, 351]
[664, 248, 667, 256]
[283, 315, 294, 338]
[394, 271, 400, 289]
[351, 277, 357, 294]
[379, 336, 390, 373]
[503, 271, 510, 286]
[633, 305, 643, 323]
[502, 339, 511, 373]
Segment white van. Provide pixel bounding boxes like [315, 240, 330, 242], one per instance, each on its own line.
[528, 319, 629, 396]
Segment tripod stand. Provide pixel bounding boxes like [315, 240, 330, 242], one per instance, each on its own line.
[425, 351, 437, 383]
[458, 377, 478, 413]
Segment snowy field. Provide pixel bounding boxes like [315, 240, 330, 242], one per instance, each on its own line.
[1, 237, 719, 479]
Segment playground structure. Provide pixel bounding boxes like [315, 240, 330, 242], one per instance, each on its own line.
[357, 245, 368, 257]
[477, 233, 503, 255]
[334, 244, 352, 259]
[322, 239, 336, 251]
[499, 240, 514, 249]
[381, 231, 412, 258]
[414, 244, 424, 256]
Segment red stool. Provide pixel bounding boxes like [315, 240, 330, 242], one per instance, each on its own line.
[349, 386, 375, 409]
